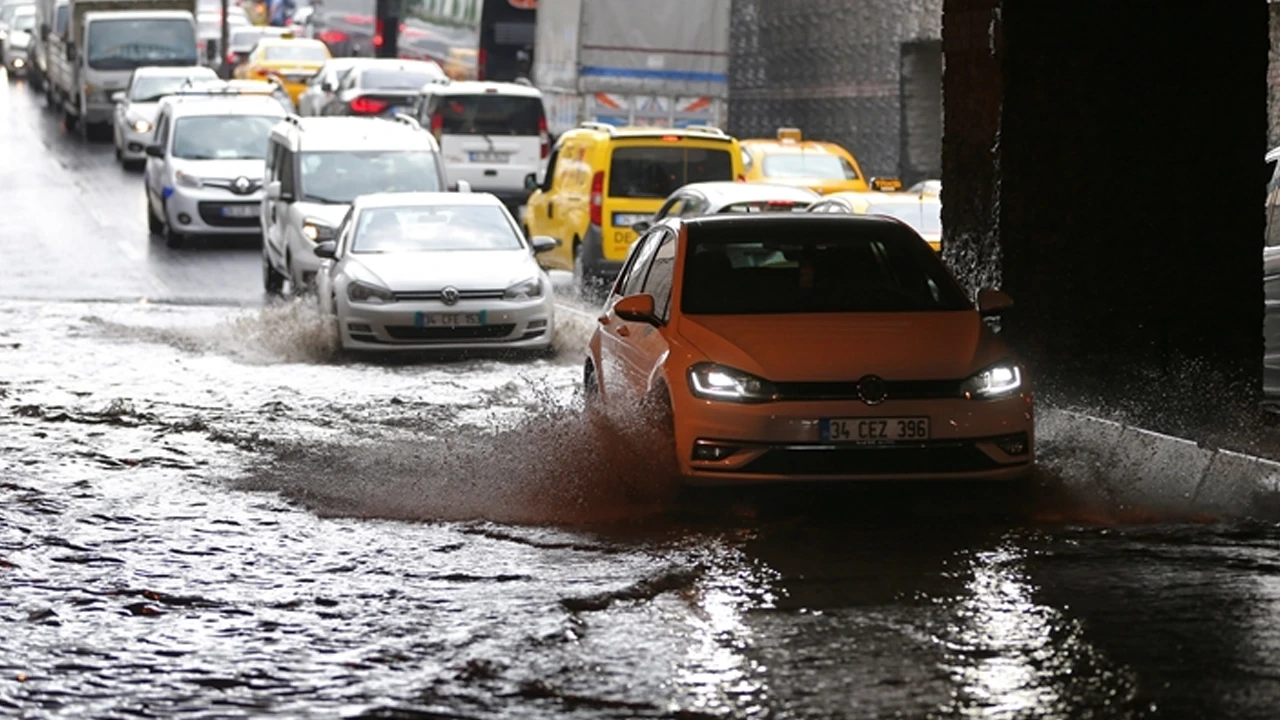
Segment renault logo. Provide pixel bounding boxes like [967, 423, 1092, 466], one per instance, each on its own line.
[233, 176, 252, 194]
[440, 286, 460, 306]
[857, 375, 888, 405]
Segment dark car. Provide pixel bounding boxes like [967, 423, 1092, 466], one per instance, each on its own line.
[319, 58, 444, 116]
[630, 181, 820, 234]
[303, 0, 375, 58]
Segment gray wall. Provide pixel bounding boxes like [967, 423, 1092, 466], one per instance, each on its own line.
[727, 0, 943, 182]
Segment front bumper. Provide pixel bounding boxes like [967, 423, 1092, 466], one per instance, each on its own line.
[117, 124, 153, 160]
[164, 187, 263, 236]
[4, 48, 29, 73]
[337, 295, 555, 352]
[672, 392, 1035, 484]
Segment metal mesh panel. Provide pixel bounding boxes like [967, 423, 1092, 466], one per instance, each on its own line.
[729, 0, 943, 180]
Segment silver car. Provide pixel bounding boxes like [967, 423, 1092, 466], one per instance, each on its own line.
[314, 192, 559, 353]
[1, 3, 34, 76]
[112, 66, 219, 168]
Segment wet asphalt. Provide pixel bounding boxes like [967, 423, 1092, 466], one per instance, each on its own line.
[4, 72, 1280, 720]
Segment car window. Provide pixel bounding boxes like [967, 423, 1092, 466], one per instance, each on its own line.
[359, 67, 442, 91]
[265, 44, 329, 62]
[431, 93, 544, 136]
[608, 146, 734, 199]
[540, 145, 560, 192]
[54, 3, 67, 35]
[298, 150, 442, 204]
[720, 199, 811, 214]
[681, 221, 970, 315]
[680, 195, 709, 217]
[640, 230, 676, 321]
[278, 146, 296, 197]
[352, 205, 522, 253]
[130, 71, 217, 102]
[762, 152, 859, 181]
[154, 113, 170, 147]
[621, 229, 663, 298]
[172, 115, 279, 160]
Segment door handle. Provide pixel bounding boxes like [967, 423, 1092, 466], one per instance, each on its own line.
[615, 326, 630, 337]
[548, 201, 554, 219]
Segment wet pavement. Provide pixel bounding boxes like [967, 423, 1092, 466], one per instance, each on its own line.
[5, 72, 1280, 720]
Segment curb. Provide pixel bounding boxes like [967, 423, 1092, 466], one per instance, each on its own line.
[1037, 408, 1280, 514]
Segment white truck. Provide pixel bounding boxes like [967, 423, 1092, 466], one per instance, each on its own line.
[47, 0, 197, 135]
[531, 0, 731, 137]
[29, 0, 67, 93]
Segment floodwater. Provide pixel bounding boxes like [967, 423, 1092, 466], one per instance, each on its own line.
[6, 72, 1280, 720]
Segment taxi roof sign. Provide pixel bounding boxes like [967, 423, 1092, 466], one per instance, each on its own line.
[870, 177, 904, 192]
[777, 127, 803, 143]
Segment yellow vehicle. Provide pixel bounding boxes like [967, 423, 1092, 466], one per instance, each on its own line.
[233, 37, 331, 107]
[740, 128, 871, 195]
[444, 47, 478, 80]
[808, 189, 942, 252]
[524, 123, 746, 286]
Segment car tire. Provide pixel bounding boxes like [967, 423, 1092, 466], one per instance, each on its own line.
[161, 200, 183, 249]
[63, 108, 77, 132]
[263, 252, 285, 296]
[146, 195, 163, 234]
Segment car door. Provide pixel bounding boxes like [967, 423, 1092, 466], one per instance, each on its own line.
[316, 209, 353, 314]
[269, 143, 299, 266]
[616, 229, 677, 398]
[526, 141, 568, 268]
[598, 228, 662, 400]
[262, 140, 283, 260]
[145, 110, 171, 206]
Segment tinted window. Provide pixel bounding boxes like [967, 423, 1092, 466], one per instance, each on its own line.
[434, 94, 544, 136]
[608, 147, 734, 199]
[719, 200, 811, 214]
[762, 153, 860, 181]
[86, 19, 197, 70]
[299, 150, 442, 204]
[642, 233, 676, 321]
[12, 11, 34, 30]
[681, 222, 969, 315]
[621, 231, 662, 297]
[131, 70, 218, 102]
[265, 44, 329, 62]
[54, 4, 67, 34]
[360, 67, 441, 90]
[171, 115, 278, 160]
[353, 205, 522, 253]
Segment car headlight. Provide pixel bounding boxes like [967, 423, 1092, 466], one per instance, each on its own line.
[302, 219, 335, 242]
[347, 280, 395, 305]
[503, 277, 544, 300]
[687, 362, 777, 403]
[0, 30, 8, 41]
[174, 170, 203, 189]
[961, 363, 1023, 399]
[130, 118, 152, 133]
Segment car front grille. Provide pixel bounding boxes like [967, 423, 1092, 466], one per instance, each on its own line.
[772, 379, 965, 402]
[727, 441, 1005, 477]
[383, 324, 516, 341]
[392, 289, 505, 302]
[197, 202, 260, 227]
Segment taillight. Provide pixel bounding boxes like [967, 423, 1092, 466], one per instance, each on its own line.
[373, 18, 384, 48]
[589, 171, 604, 226]
[226, 52, 237, 65]
[538, 114, 549, 159]
[256, 67, 271, 78]
[736, 175, 745, 182]
[350, 96, 388, 114]
[476, 48, 486, 81]
[430, 111, 443, 137]
[317, 29, 348, 46]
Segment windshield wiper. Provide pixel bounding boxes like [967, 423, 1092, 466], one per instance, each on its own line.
[302, 194, 348, 204]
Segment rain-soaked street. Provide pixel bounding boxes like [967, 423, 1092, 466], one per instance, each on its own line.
[7, 75, 1280, 720]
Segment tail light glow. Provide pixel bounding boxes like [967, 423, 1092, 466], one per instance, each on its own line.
[373, 19, 384, 48]
[350, 96, 389, 114]
[316, 29, 348, 46]
[589, 171, 604, 226]
[430, 111, 444, 138]
[661, 135, 680, 142]
[538, 115, 549, 159]
[476, 47, 486, 81]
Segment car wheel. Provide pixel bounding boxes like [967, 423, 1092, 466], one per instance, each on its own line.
[114, 143, 121, 161]
[146, 195, 163, 234]
[161, 200, 183, 248]
[63, 108, 77, 131]
[263, 252, 285, 296]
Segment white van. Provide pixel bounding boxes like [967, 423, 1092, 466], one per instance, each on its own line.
[412, 80, 548, 213]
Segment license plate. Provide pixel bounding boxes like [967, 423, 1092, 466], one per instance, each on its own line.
[415, 311, 486, 328]
[468, 151, 509, 163]
[822, 417, 930, 443]
[220, 205, 259, 218]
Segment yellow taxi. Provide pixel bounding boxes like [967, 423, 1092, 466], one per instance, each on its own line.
[523, 122, 746, 288]
[233, 37, 331, 106]
[740, 128, 870, 195]
[808, 188, 942, 252]
[444, 47, 478, 80]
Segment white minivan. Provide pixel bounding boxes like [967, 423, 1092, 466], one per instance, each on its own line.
[412, 80, 548, 214]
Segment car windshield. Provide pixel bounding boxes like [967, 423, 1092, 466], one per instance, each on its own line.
[11, 10, 34, 30]
[762, 153, 860, 181]
[864, 200, 942, 237]
[360, 67, 440, 90]
[299, 151, 442, 204]
[681, 222, 970, 314]
[608, 147, 734, 199]
[434, 94, 544, 135]
[86, 18, 197, 70]
[131, 71, 217, 102]
[264, 44, 329, 62]
[171, 115, 278, 160]
[353, 205, 522, 253]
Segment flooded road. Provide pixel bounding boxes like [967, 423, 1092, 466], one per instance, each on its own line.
[5, 75, 1280, 719]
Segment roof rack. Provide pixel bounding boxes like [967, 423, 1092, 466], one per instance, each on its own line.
[386, 112, 421, 131]
[579, 121, 616, 134]
[683, 124, 727, 136]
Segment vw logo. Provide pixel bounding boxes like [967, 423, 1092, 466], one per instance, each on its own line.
[440, 286, 460, 306]
[232, 176, 252, 194]
[857, 375, 888, 405]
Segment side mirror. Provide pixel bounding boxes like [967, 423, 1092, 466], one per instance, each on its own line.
[631, 220, 652, 234]
[265, 180, 285, 201]
[451, 179, 471, 193]
[523, 173, 538, 192]
[977, 288, 1014, 317]
[144, 144, 163, 158]
[314, 241, 337, 259]
[614, 293, 658, 325]
[530, 235, 558, 254]
[110, 91, 126, 104]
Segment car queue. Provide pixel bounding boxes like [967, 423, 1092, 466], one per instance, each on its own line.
[4, 21, 1031, 486]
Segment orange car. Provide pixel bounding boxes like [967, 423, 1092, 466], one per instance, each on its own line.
[585, 214, 1034, 484]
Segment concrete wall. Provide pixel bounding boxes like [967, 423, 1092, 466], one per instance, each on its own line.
[727, 0, 943, 181]
[1270, 0, 1280, 150]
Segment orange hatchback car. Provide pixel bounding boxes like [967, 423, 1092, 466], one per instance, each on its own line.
[585, 214, 1034, 484]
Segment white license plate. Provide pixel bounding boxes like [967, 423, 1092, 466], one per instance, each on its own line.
[415, 312, 485, 328]
[822, 417, 930, 443]
[469, 151, 509, 163]
[220, 205, 259, 218]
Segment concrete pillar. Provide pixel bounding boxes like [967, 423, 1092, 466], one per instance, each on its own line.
[942, 0, 1268, 430]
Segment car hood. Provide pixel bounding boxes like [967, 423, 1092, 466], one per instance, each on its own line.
[125, 102, 160, 123]
[293, 202, 350, 227]
[8, 30, 31, 49]
[675, 312, 1005, 382]
[350, 250, 540, 292]
[172, 158, 264, 181]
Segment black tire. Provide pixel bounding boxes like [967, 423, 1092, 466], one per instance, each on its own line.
[583, 360, 599, 405]
[263, 252, 285, 295]
[63, 107, 77, 131]
[146, 195, 163, 234]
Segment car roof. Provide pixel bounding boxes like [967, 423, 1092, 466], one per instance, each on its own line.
[821, 190, 939, 206]
[426, 80, 540, 97]
[683, 213, 908, 234]
[678, 182, 820, 204]
[278, 117, 441, 152]
[353, 192, 506, 210]
[741, 138, 847, 155]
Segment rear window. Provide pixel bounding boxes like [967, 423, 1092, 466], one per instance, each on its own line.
[864, 200, 942, 237]
[608, 147, 734, 199]
[719, 200, 811, 214]
[265, 44, 329, 62]
[360, 67, 439, 91]
[433, 94, 545, 136]
[762, 153, 860, 181]
[681, 222, 969, 315]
